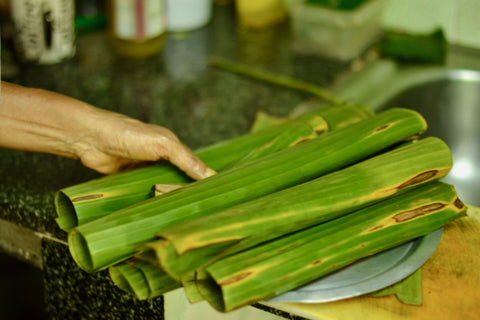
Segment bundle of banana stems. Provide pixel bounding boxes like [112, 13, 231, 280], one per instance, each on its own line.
[68, 108, 427, 273]
[54, 103, 372, 231]
[55, 105, 467, 312]
[139, 137, 452, 281]
[197, 181, 465, 311]
[108, 136, 465, 306]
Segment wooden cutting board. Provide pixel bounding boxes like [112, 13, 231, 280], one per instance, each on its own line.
[264, 205, 480, 320]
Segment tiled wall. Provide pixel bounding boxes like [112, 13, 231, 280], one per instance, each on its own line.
[382, 0, 480, 49]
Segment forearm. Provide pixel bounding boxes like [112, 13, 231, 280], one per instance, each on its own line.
[0, 81, 101, 158]
[0, 81, 214, 178]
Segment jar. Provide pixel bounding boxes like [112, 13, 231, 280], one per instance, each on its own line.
[9, 0, 76, 64]
[166, 0, 212, 32]
[106, 0, 167, 59]
[235, 0, 287, 30]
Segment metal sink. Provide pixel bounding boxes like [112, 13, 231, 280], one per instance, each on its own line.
[332, 46, 480, 206]
[377, 70, 480, 207]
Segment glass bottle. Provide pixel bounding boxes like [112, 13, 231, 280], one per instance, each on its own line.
[106, 0, 167, 59]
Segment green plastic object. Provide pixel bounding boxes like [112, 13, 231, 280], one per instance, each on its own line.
[379, 29, 448, 64]
[305, 0, 369, 10]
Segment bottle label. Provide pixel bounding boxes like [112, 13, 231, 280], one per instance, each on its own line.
[114, 0, 166, 40]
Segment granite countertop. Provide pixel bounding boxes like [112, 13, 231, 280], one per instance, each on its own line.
[0, 5, 355, 320]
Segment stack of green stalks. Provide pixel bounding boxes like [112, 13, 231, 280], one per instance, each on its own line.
[54, 105, 466, 312]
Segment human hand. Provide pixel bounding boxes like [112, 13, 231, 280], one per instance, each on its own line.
[0, 81, 215, 180]
[75, 110, 216, 179]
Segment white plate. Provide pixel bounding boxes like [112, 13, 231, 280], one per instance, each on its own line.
[268, 228, 443, 303]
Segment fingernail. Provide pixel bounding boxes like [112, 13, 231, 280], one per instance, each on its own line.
[204, 167, 217, 178]
[196, 167, 216, 179]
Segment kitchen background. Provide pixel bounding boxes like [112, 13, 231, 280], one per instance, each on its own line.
[0, 0, 479, 320]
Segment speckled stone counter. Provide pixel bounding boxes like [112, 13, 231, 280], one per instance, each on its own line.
[0, 5, 354, 320]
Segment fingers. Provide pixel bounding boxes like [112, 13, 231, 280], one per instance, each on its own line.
[81, 115, 216, 179]
[146, 125, 216, 180]
[167, 143, 217, 180]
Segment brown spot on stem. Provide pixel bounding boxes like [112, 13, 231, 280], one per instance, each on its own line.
[403, 134, 420, 141]
[368, 225, 385, 232]
[311, 258, 324, 265]
[71, 193, 103, 202]
[375, 123, 392, 132]
[397, 170, 439, 189]
[393, 203, 446, 222]
[375, 170, 447, 197]
[454, 197, 465, 209]
[220, 272, 252, 286]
